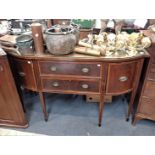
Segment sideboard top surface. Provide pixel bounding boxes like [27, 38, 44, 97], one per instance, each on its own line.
[6, 50, 150, 62]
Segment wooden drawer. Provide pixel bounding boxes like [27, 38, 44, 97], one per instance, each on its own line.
[143, 80, 155, 99]
[38, 61, 101, 77]
[69, 80, 100, 92]
[41, 78, 100, 93]
[148, 64, 155, 81]
[13, 59, 37, 90]
[106, 61, 137, 94]
[42, 79, 69, 91]
[139, 97, 155, 116]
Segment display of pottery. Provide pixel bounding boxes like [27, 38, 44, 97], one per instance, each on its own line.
[0, 19, 152, 58]
[76, 31, 151, 57]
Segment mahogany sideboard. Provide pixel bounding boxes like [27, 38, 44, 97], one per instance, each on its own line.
[0, 53, 28, 128]
[8, 52, 149, 126]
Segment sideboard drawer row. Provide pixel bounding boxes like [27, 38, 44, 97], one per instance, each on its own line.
[41, 78, 100, 93]
[38, 61, 102, 78]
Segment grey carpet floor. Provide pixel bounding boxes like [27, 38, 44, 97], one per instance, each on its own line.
[2, 92, 155, 136]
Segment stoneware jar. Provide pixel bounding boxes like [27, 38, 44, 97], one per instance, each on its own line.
[44, 25, 78, 55]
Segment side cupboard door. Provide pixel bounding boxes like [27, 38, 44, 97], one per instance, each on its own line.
[0, 56, 28, 128]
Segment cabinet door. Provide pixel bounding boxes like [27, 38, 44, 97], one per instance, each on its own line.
[106, 61, 137, 94]
[13, 58, 37, 91]
[0, 56, 27, 127]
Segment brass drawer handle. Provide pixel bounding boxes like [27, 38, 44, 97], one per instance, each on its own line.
[81, 84, 89, 89]
[18, 72, 26, 77]
[0, 65, 3, 72]
[119, 76, 128, 82]
[50, 66, 57, 72]
[81, 67, 89, 73]
[52, 81, 60, 87]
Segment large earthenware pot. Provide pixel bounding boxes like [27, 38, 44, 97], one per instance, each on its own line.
[44, 25, 78, 55]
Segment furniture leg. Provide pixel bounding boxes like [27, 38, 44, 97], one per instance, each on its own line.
[98, 94, 105, 127]
[132, 115, 142, 126]
[127, 60, 144, 122]
[126, 92, 135, 121]
[39, 92, 48, 121]
[18, 87, 26, 113]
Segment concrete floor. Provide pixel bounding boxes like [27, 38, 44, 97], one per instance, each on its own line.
[1, 92, 155, 136]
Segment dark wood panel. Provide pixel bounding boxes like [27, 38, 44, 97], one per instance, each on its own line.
[38, 61, 101, 77]
[0, 56, 28, 128]
[12, 58, 37, 90]
[106, 61, 137, 94]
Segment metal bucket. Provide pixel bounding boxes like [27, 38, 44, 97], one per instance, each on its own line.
[16, 34, 34, 53]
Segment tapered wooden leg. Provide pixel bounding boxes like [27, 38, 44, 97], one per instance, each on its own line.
[126, 92, 135, 121]
[39, 92, 48, 121]
[127, 60, 144, 122]
[132, 115, 142, 126]
[98, 94, 105, 127]
[15, 85, 26, 113]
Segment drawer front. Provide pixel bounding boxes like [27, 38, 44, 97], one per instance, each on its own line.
[42, 79, 69, 91]
[13, 59, 37, 90]
[69, 80, 100, 92]
[41, 78, 100, 93]
[106, 62, 137, 94]
[148, 64, 155, 81]
[38, 61, 101, 77]
[139, 97, 155, 116]
[143, 80, 155, 99]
